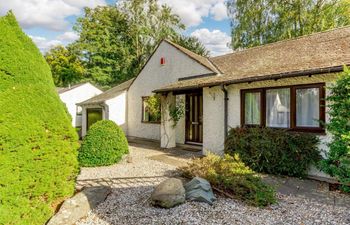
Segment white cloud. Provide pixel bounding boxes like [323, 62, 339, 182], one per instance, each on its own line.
[158, 0, 228, 27]
[210, 2, 228, 21]
[29, 35, 62, 52]
[57, 31, 79, 42]
[0, 0, 106, 31]
[191, 28, 232, 57]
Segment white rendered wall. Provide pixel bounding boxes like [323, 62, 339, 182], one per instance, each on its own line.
[203, 74, 338, 178]
[127, 41, 213, 141]
[203, 86, 225, 155]
[59, 83, 102, 127]
[175, 95, 186, 144]
[105, 91, 128, 133]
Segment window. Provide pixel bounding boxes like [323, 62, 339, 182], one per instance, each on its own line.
[296, 88, 320, 127]
[142, 96, 161, 123]
[241, 83, 325, 132]
[244, 91, 261, 125]
[76, 106, 82, 115]
[266, 88, 290, 128]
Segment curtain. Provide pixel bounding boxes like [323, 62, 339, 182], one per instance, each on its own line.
[245, 92, 261, 125]
[266, 88, 290, 128]
[296, 88, 319, 127]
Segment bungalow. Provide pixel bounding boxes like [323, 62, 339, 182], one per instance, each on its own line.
[58, 82, 103, 135]
[78, 27, 350, 177]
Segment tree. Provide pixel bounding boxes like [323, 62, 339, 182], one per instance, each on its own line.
[320, 67, 350, 192]
[70, 0, 209, 88]
[72, 6, 134, 88]
[227, 0, 350, 50]
[45, 45, 85, 87]
[172, 35, 210, 57]
[118, 0, 185, 71]
[0, 12, 78, 224]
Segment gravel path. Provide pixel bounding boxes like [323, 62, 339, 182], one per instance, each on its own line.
[76, 143, 350, 225]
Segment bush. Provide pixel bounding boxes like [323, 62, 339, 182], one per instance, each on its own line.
[225, 127, 320, 177]
[0, 12, 79, 224]
[180, 153, 276, 207]
[78, 120, 129, 166]
[320, 67, 350, 192]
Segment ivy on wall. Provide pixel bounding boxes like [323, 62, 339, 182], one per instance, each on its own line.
[320, 66, 350, 192]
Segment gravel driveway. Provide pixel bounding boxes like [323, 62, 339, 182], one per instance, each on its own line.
[76, 142, 350, 225]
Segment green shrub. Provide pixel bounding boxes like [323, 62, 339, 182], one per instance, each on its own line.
[0, 12, 79, 224]
[180, 153, 276, 207]
[78, 120, 129, 166]
[320, 67, 350, 192]
[225, 127, 320, 177]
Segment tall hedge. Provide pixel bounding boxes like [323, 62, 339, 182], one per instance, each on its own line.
[0, 12, 79, 224]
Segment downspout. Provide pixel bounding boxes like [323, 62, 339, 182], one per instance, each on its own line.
[221, 84, 228, 141]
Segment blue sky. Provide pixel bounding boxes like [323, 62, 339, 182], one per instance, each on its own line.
[0, 0, 233, 56]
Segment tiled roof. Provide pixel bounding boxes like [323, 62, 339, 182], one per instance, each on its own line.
[57, 83, 88, 94]
[154, 26, 350, 93]
[78, 78, 134, 105]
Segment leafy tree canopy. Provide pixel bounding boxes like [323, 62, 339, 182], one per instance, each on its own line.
[52, 0, 209, 88]
[227, 0, 350, 50]
[44, 45, 85, 87]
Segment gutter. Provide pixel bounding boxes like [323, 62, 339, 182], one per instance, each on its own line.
[153, 65, 346, 93]
[221, 84, 229, 141]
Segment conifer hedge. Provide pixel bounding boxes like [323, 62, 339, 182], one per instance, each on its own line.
[0, 12, 79, 224]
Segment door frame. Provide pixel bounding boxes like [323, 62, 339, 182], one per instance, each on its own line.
[185, 91, 203, 145]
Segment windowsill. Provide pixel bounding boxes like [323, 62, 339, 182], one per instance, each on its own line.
[141, 121, 161, 124]
[288, 127, 326, 135]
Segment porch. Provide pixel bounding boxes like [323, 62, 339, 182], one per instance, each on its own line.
[159, 89, 205, 150]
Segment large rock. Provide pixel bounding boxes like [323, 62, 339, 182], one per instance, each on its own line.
[184, 177, 216, 205]
[151, 178, 186, 208]
[48, 186, 111, 225]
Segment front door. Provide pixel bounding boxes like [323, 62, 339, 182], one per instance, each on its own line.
[87, 108, 103, 131]
[185, 92, 203, 144]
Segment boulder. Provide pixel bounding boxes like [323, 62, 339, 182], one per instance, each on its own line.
[151, 178, 185, 208]
[184, 177, 216, 205]
[48, 186, 111, 225]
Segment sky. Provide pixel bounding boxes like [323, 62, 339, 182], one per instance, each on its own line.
[0, 0, 233, 56]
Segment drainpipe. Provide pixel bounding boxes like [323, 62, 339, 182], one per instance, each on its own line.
[221, 84, 228, 141]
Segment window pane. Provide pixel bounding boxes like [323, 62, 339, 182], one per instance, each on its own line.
[296, 88, 320, 127]
[143, 101, 150, 122]
[266, 88, 290, 128]
[245, 92, 261, 125]
[143, 97, 161, 122]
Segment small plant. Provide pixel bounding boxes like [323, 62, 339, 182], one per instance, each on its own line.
[225, 127, 321, 177]
[78, 120, 129, 167]
[169, 98, 185, 127]
[320, 66, 350, 192]
[180, 153, 276, 207]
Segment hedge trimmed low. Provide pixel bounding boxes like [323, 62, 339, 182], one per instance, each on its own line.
[225, 127, 321, 177]
[0, 12, 79, 224]
[78, 120, 129, 167]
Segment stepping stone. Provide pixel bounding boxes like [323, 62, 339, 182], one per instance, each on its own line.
[48, 186, 111, 225]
